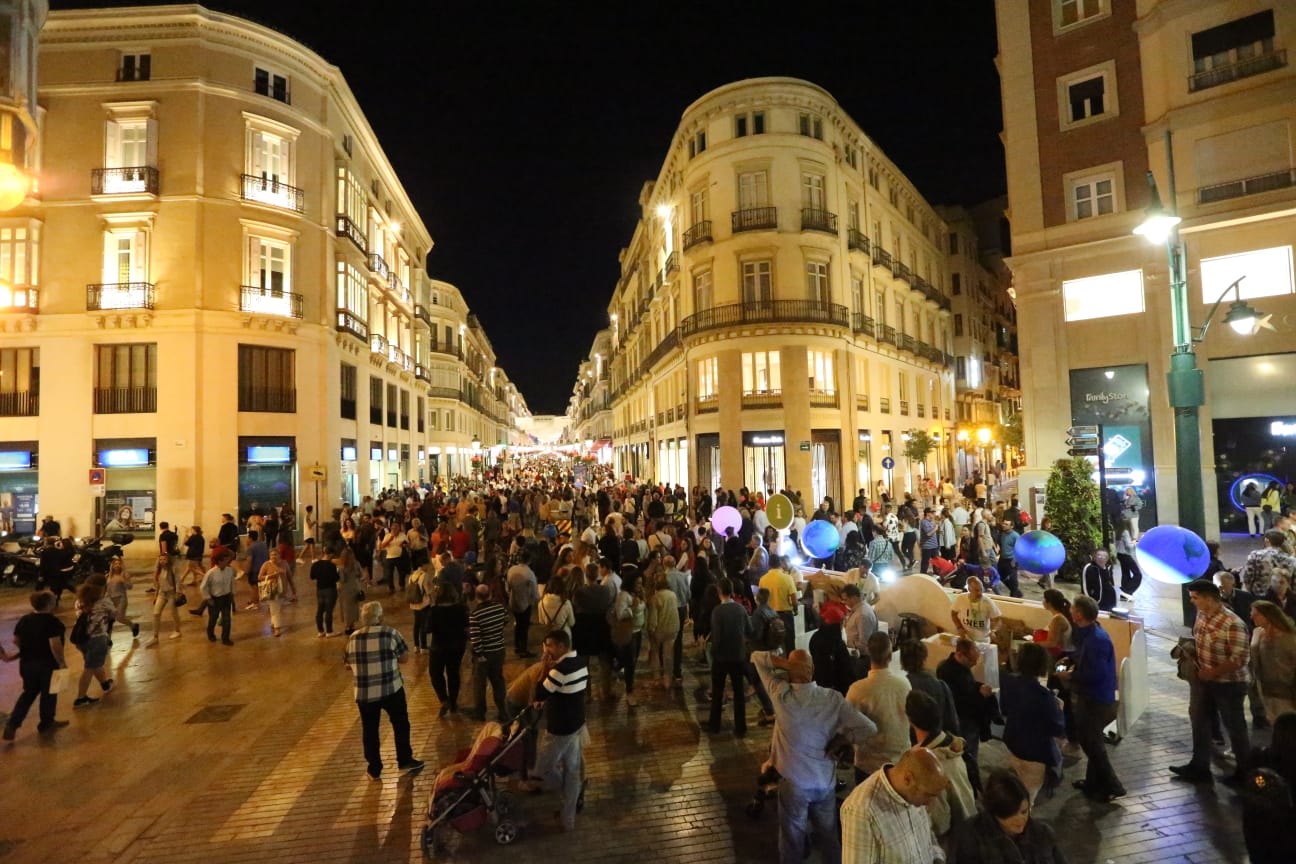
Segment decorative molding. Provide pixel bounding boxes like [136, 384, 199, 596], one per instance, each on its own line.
[0, 314, 38, 333]
[92, 312, 154, 329]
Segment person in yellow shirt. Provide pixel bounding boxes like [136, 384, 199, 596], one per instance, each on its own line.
[759, 554, 800, 654]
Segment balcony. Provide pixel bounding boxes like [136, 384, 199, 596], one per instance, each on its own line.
[731, 207, 777, 233]
[878, 324, 897, 346]
[415, 304, 432, 327]
[683, 220, 713, 250]
[240, 286, 303, 319]
[94, 386, 156, 414]
[241, 174, 304, 213]
[741, 390, 782, 409]
[856, 393, 869, 411]
[415, 364, 431, 383]
[1198, 168, 1295, 204]
[847, 229, 870, 255]
[0, 285, 37, 312]
[892, 261, 913, 284]
[809, 390, 838, 408]
[335, 215, 367, 253]
[898, 333, 916, 354]
[872, 248, 893, 270]
[680, 299, 849, 338]
[92, 166, 158, 196]
[239, 386, 297, 414]
[367, 252, 389, 279]
[428, 386, 459, 400]
[0, 390, 38, 417]
[879, 397, 891, 414]
[388, 271, 410, 304]
[429, 342, 463, 361]
[664, 251, 679, 275]
[900, 400, 910, 416]
[800, 208, 838, 235]
[370, 333, 388, 358]
[87, 282, 154, 311]
[696, 394, 719, 414]
[641, 328, 681, 373]
[852, 312, 876, 337]
[336, 310, 368, 341]
[1189, 49, 1285, 92]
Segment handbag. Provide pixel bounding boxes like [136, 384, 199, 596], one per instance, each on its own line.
[173, 591, 187, 608]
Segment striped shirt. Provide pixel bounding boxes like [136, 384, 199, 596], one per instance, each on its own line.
[468, 600, 509, 656]
[538, 650, 588, 736]
[343, 625, 408, 703]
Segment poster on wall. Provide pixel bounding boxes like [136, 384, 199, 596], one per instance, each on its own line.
[102, 490, 156, 535]
[1069, 364, 1157, 532]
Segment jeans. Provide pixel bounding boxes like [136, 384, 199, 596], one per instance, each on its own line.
[413, 606, 431, 649]
[316, 587, 338, 634]
[472, 649, 508, 719]
[1190, 680, 1251, 776]
[535, 727, 586, 831]
[777, 610, 796, 654]
[998, 556, 1021, 597]
[673, 606, 687, 679]
[206, 594, 233, 641]
[920, 547, 938, 575]
[429, 642, 466, 708]
[513, 607, 532, 654]
[777, 779, 840, 864]
[709, 658, 747, 734]
[1074, 693, 1123, 794]
[357, 687, 414, 776]
[616, 631, 642, 695]
[7, 662, 57, 730]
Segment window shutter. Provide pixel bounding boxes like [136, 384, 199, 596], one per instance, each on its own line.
[248, 235, 262, 287]
[145, 118, 158, 168]
[133, 230, 148, 282]
[104, 120, 122, 169]
[102, 233, 118, 284]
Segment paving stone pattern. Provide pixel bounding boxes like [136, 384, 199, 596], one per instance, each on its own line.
[0, 555, 1259, 863]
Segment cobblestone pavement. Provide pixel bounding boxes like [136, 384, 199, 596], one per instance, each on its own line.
[0, 542, 1261, 864]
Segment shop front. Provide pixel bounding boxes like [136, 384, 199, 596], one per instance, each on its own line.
[696, 433, 720, 493]
[95, 438, 157, 538]
[238, 436, 296, 526]
[1069, 364, 1158, 532]
[743, 431, 786, 496]
[810, 429, 842, 508]
[340, 439, 358, 506]
[0, 442, 38, 534]
[369, 440, 383, 495]
[856, 430, 872, 503]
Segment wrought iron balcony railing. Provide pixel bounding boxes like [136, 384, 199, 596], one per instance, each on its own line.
[1198, 168, 1295, 205]
[801, 208, 838, 234]
[0, 390, 38, 417]
[683, 220, 713, 250]
[1189, 49, 1285, 92]
[731, 207, 777, 233]
[336, 310, 368, 341]
[368, 252, 389, 278]
[92, 166, 159, 195]
[852, 312, 876, 337]
[241, 174, 304, 213]
[94, 386, 156, 414]
[87, 282, 154, 311]
[680, 299, 848, 338]
[240, 285, 303, 319]
[847, 229, 870, 255]
[335, 214, 367, 253]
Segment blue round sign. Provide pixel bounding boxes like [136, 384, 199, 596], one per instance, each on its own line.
[881, 457, 895, 470]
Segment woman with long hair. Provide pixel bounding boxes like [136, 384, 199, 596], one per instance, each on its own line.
[1251, 600, 1296, 722]
[426, 579, 469, 718]
[612, 567, 646, 708]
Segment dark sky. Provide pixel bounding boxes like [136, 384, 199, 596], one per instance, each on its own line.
[53, 1, 1005, 415]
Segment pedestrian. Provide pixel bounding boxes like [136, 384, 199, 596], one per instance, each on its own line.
[105, 557, 140, 642]
[751, 648, 876, 864]
[537, 574, 575, 639]
[840, 747, 949, 864]
[1001, 642, 1066, 803]
[1, 590, 70, 740]
[938, 637, 995, 793]
[905, 690, 976, 843]
[337, 547, 364, 635]
[1063, 594, 1126, 800]
[847, 631, 913, 782]
[467, 582, 509, 722]
[146, 547, 184, 647]
[182, 525, 206, 586]
[901, 641, 960, 737]
[507, 549, 540, 658]
[1120, 487, 1143, 540]
[71, 582, 125, 707]
[611, 566, 646, 709]
[951, 769, 1068, 864]
[526, 629, 590, 832]
[243, 530, 269, 611]
[310, 549, 340, 638]
[200, 550, 237, 646]
[950, 575, 1002, 644]
[343, 601, 424, 781]
[1081, 549, 1118, 612]
[645, 569, 681, 692]
[997, 518, 1021, 597]
[573, 562, 615, 701]
[1250, 600, 1296, 723]
[428, 580, 469, 717]
[405, 565, 432, 653]
[257, 548, 286, 637]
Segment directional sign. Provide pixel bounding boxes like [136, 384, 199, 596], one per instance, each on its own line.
[881, 456, 895, 470]
[766, 493, 795, 531]
[1067, 425, 1099, 437]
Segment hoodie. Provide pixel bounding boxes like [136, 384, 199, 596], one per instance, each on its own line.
[920, 730, 977, 838]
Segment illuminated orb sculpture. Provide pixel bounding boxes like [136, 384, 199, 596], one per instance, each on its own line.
[801, 519, 840, 560]
[711, 505, 742, 539]
[1135, 524, 1210, 585]
[1015, 531, 1066, 575]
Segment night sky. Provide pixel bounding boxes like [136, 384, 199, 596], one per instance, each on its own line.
[52, 1, 1005, 415]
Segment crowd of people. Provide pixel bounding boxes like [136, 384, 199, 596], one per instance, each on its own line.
[3, 460, 1296, 862]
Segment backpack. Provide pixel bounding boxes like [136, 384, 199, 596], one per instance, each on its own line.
[405, 577, 425, 605]
[70, 611, 91, 648]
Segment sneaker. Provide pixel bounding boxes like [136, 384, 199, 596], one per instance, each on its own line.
[398, 758, 425, 773]
[222, 639, 234, 646]
[73, 696, 99, 708]
[1169, 763, 1213, 783]
[101, 679, 114, 694]
[36, 721, 69, 735]
[367, 768, 382, 782]
[131, 623, 140, 638]
[169, 631, 182, 640]
[317, 632, 326, 639]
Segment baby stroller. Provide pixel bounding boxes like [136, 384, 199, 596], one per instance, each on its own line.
[421, 710, 537, 857]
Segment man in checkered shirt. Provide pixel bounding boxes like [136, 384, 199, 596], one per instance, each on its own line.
[344, 601, 424, 781]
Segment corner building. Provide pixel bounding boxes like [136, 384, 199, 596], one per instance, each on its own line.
[996, 0, 1296, 536]
[601, 78, 957, 505]
[0, 5, 528, 540]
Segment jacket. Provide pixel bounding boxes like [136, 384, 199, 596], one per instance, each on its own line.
[951, 810, 1067, 864]
[1070, 622, 1118, 704]
[1000, 672, 1065, 767]
[922, 729, 977, 838]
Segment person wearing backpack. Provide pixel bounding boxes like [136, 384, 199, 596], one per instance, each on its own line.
[405, 566, 432, 654]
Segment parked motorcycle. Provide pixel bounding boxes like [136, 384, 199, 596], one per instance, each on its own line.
[71, 533, 134, 582]
[0, 534, 42, 587]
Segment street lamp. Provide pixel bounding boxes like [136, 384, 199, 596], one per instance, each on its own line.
[1133, 159, 1264, 538]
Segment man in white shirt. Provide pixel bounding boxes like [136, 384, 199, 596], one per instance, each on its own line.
[838, 513, 860, 548]
[846, 632, 913, 778]
[949, 576, 1001, 643]
[951, 502, 970, 530]
[752, 505, 771, 536]
[842, 584, 878, 677]
[841, 747, 948, 864]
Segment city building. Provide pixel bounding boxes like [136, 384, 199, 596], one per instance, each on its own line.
[938, 198, 1023, 482]
[566, 329, 614, 464]
[576, 77, 959, 506]
[996, 0, 1296, 536]
[0, 5, 529, 540]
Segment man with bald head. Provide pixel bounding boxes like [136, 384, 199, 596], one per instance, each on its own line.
[752, 647, 877, 864]
[467, 582, 509, 722]
[841, 747, 948, 863]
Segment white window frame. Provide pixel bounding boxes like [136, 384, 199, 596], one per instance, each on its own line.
[741, 351, 781, 395]
[1065, 164, 1122, 221]
[738, 170, 769, 209]
[0, 221, 39, 299]
[697, 357, 719, 400]
[692, 268, 713, 312]
[801, 173, 826, 210]
[254, 65, 290, 103]
[1052, 0, 1108, 34]
[1057, 61, 1119, 131]
[806, 260, 830, 303]
[742, 259, 773, 303]
[243, 112, 301, 210]
[807, 349, 835, 395]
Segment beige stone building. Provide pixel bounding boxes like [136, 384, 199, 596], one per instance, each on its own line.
[996, 0, 1296, 536]
[580, 77, 959, 506]
[567, 329, 614, 463]
[0, 5, 529, 541]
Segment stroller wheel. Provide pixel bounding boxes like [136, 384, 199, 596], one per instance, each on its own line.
[494, 819, 519, 845]
[495, 791, 517, 818]
[745, 798, 765, 819]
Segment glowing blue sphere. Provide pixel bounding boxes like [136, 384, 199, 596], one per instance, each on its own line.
[1135, 524, 1210, 585]
[1015, 530, 1066, 575]
[711, 505, 742, 539]
[802, 519, 841, 560]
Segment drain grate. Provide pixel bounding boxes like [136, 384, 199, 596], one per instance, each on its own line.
[185, 704, 247, 724]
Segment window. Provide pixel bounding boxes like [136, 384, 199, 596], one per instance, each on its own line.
[952, 273, 962, 295]
[956, 357, 967, 380]
[0, 348, 38, 417]
[1191, 10, 1280, 90]
[93, 343, 157, 414]
[369, 376, 384, 425]
[247, 129, 294, 203]
[753, 111, 765, 134]
[247, 236, 291, 293]
[895, 300, 907, 334]
[693, 269, 713, 312]
[697, 357, 719, 400]
[238, 345, 295, 413]
[400, 389, 410, 430]
[1195, 121, 1291, 202]
[341, 134, 353, 157]
[335, 260, 367, 336]
[808, 350, 835, 394]
[101, 229, 148, 286]
[1058, 62, 1118, 129]
[0, 224, 38, 309]
[798, 113, 823, 140]
[874, 288, 887, 324]
[735, 115, 748, 137]
[1200, 246, 1294, 303]
[954, 314, 964, 336]
[1056, 0, 1104, 30]
[386, 383, 398, 427]
[738, 171, 769, 209]
[806, 261, 830, 304]
[118, 52, 151, 82]
[1062, 270, 1145, 321]
[801, 173, 826, 210]
[851, 275, 865, 314]
[868, 167, 879, 189]
[340, 363, 357, 419]
[254, 67, 289, 103]
[1069, 171, 1116, 220]
[948, 232, 959, 255]
[335, 166, 368, 250]
[690, 189, 709, 227]
[417, 395, 425, 433]
[741, 351, 781, 394]
[687, 129, 707, 158]
[848, 201, 860, 231]
[742, 260, 773, 303]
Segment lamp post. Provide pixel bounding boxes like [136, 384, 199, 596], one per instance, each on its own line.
[1133, 146, 1264, 538]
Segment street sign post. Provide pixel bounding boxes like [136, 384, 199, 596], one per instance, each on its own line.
[1066, 424, 1110, 545]
[766, 493, 794, 531]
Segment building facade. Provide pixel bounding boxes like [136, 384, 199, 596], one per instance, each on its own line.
[996, 0, 1296, 536]
[0, 5, 529, 539]
[567, 329, 614, 463]
[578, 78, 959, 506]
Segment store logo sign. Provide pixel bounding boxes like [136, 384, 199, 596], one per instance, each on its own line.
[1271, 420, 1296, 437]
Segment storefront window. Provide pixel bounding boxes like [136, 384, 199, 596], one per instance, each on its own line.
[0, 443, 38, 534]
[743, 431, 786, 496]
[95, 438, 156, 537]
[238, 436, 296, 528]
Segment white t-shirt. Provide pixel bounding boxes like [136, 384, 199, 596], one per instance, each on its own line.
[952, 593, 1001, 643]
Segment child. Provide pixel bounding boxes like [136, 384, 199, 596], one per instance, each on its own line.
[105, 557, 140, 640]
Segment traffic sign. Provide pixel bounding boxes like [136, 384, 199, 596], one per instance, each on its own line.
[307, 463, 327, 482]
[89, 467, 105, 498]
[1067, 425, 1099, 437]
[881, 456, 895, 470]
[766, 493, 795, 531]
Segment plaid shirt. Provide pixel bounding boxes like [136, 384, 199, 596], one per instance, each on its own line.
[344, 625, 408, 703]
[1193, 605, 1250, 684]
[1241, 548, 1296, 596]
[841, 765, 944, 864]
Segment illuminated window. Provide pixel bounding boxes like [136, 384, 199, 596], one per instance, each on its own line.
[808, 350, 835, 395]
[1062, 270, 1145, 321]
[244, 115, 300, 211]
[0, 224, 38, 309]
[697, 357, 718, 400]
[1200, 246, 1294, 303]
[741, 351, 781, 394]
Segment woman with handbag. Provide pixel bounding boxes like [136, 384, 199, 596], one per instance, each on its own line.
[611, 568, 646, 708]
[337, 547, 364, 636]
[257, 548, 287, 637]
